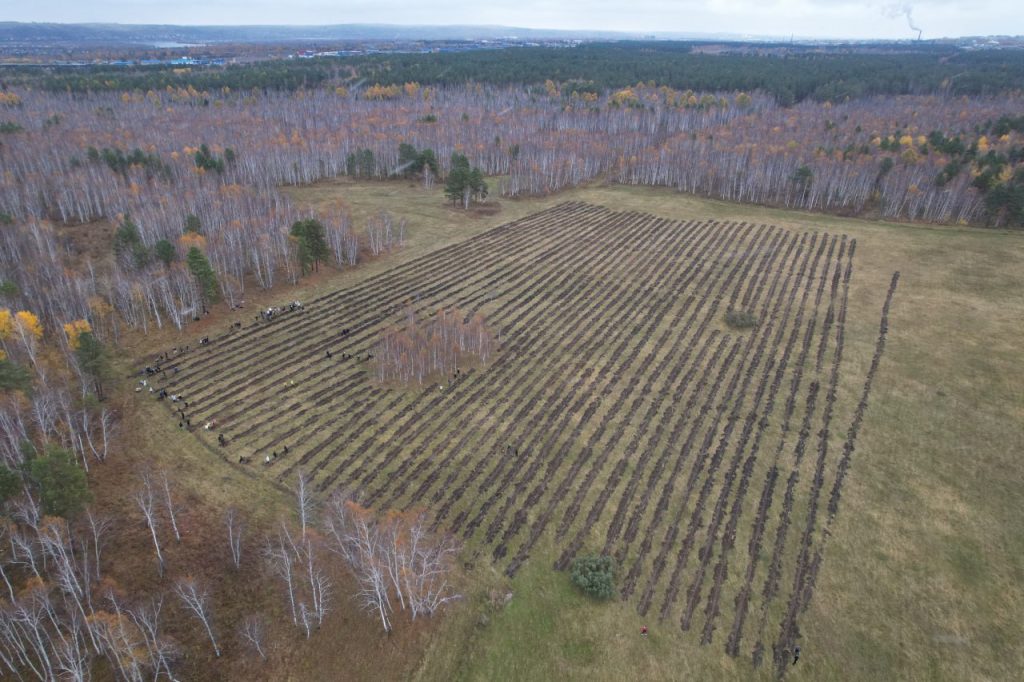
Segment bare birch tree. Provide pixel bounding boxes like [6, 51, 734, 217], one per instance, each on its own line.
[174, 578, 220, 657]
[160, 472, 181, 542]
[134, 473, 165, 576]
[225, 507, 244, 569]
[238, 614, 267, 661]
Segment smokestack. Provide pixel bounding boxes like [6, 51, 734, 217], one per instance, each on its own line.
[904, 6, 923, 41]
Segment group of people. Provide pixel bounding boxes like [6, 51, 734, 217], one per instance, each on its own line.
[140, 299, 314, 468]
[258, 300, 304, 322]
[257, 444, 289, 465]
[327, 350, 372, 361]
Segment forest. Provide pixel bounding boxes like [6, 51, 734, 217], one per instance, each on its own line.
[0, 77, 1021, 337]
[8, 42, 1024, 103]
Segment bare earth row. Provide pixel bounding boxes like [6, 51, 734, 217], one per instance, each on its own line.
[146, 202, 897, 670]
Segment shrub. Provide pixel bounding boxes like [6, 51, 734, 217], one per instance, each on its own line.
[725, 309, 758, 329]
[570, 554, 616, 600]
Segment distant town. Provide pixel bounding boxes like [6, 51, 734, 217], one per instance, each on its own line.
[0, 22, 1021, 68]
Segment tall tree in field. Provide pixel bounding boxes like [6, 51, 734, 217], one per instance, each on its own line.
[468, 167, 488, 203]
[445, 153, 471, 207]
[418, 148, 439, 187]
[186, 246, 220, 304]
[73, 331, 112, 400]
[445, 153, 487, 209]
[290, 219, 330, 274]
[397, 143, 420, 178]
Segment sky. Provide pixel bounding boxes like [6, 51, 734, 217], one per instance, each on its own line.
[4, 1, 1022, 40]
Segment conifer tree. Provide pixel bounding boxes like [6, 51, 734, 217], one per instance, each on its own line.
[187, 246, 220, 304]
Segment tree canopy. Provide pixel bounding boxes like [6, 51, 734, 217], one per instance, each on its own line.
[28, 445, 91, 518]
[186, 246, 220, 304]
[290, 218, 331, 274]
[445, 153, 488, 208]
[74, 331, 113, 400]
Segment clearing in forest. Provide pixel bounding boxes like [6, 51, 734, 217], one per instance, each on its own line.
[144, 202, 897, 673]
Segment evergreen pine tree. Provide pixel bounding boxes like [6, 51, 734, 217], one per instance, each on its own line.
[187, 246, 220, 304]
[74, 331, 113, 400]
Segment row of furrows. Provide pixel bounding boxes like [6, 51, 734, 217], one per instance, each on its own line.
[551, 222, 779, 573]
[422, 213, 711, 540]
[731, 232, 839, 667]
[628, 232, 831, 617]
[487, 219, 761, 563]
[308, 210, 686, 497]
[681, 234, 841, 643]
[749, 238, 850, 668]
[660, 221, 813, 629]
[160, 202, 606, 424]
[598, 228, 795, 563]
[223, 204, 634, 464]
[153, 201, 595, 383]
[785, 271, 900, 667]
[147, 202, 895, 675]
[387, 214, 765, 557]
[770, 242, 856, 677]
[719, 234, 843, 657]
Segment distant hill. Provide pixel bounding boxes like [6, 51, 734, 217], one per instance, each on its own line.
[0, 22, 629, 45]
[0, 22, 771, 46]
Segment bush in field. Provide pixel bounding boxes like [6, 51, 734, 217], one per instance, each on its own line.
[725, 309, 758, 329]
[571, 555, 616, 600]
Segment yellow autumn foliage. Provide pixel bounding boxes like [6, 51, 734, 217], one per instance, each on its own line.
[180, 232, 207, 251]
[0, 309, 12, 339]
[363, 84, 402, 100]
[63, 319, 91, 349]
[14, 311, 42, 339]
[611, 88, 639, 106]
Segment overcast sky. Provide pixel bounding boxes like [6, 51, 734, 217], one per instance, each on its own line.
[5, 1, 1021, 40]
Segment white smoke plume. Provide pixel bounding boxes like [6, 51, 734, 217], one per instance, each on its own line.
[882, 3, 923, 40]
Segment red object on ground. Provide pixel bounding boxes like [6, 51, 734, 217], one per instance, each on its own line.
[640, 626, 648, 636]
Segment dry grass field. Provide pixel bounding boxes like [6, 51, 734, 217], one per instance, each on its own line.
[128, 178, 1023, 681]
